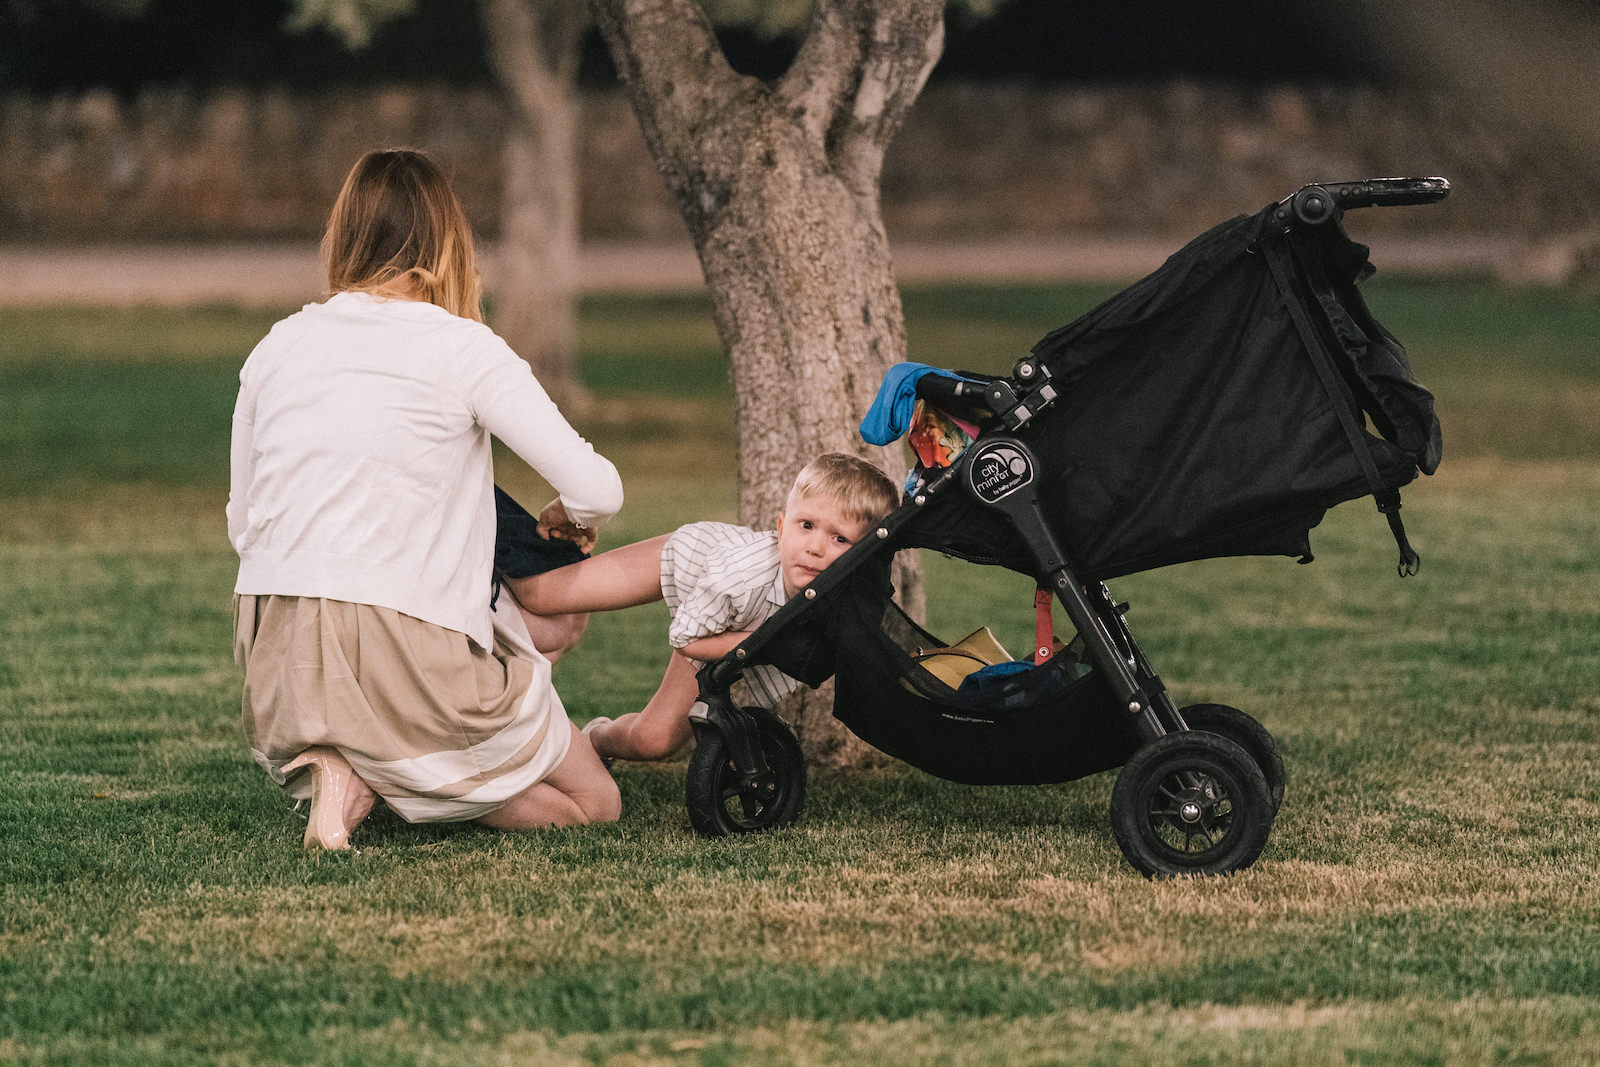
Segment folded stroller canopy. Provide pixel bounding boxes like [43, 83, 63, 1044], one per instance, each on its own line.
[890, 200, 1442, 581]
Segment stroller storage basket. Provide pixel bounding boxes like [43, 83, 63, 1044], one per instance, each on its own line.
[829, 587, 1141, 786]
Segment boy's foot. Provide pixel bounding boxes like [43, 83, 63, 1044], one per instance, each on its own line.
[581, 716, 614, 769]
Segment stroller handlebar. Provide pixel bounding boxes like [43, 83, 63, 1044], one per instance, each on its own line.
[1283, 177, 1450, 226]
[915, 360, 1059, 434]
[914, 372, 993, 406]
[913, 370, 1020, 424]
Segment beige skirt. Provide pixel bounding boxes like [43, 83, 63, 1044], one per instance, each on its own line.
[233, 594, 571, 823]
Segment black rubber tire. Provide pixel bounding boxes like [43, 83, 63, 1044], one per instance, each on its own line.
[1180, 703, 1286, 814]
[685, 713, 806, 837]
[1110, 731, 1275, 878]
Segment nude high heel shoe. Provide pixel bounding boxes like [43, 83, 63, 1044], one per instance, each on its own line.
[282, 746, 359, 850]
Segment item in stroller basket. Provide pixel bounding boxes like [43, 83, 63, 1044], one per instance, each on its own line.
[910, 626, 1012, 689]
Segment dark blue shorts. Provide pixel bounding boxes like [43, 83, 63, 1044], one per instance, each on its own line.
[494, 485, 589, 579]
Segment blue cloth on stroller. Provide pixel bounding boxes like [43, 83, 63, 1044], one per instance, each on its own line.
[858, 362, 980, 446]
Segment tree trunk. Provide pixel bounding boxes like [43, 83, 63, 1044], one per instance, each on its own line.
[480, 0, 589, 409]
[590, 0, 944, 767]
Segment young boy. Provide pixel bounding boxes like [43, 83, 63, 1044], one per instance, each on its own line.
[508, 452, 900, 763]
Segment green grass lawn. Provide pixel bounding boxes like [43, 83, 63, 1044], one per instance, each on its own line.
[2, 276, 1599, 1065]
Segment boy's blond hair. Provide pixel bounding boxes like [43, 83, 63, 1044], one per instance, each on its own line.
[786, 453, 900, 527]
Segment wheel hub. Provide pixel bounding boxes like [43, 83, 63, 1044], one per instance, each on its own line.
[1179, 799, 1204, 824]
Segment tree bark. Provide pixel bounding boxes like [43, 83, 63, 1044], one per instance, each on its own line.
[480, 0, 589, 409]
[590, 0, 944, 766]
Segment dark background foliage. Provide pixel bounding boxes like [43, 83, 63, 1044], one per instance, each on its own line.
[0, 0, 1389, 95]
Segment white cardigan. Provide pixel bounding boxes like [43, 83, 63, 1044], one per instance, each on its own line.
[228, 292, 622, 649]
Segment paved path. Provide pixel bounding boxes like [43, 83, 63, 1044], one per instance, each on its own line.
[0, 235, 1518, 308]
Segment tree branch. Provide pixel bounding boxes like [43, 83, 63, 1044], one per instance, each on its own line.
[838, 0, 944, 192]
[779, 0, 859, 147]
[588, 0, 749, 167]
[781, 0, 944, 194]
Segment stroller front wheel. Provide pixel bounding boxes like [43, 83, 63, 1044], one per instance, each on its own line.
[685, 711, 807, 836]
[1179, 703, 1286, 814]
[1111, 731, 1275, 878]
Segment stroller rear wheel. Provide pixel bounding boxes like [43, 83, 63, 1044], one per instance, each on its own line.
[685, 711, 806, 836]
[1180, 703, 1286, 814]
[1111, 731, 1274, 878]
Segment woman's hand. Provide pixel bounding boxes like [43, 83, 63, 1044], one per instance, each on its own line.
[536, 498, 597, 553]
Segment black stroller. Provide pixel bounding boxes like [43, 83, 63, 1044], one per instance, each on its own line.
[682, 177, 1448, 878]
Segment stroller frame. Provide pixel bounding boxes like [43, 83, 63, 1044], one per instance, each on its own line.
[680, 177, 1449, 877]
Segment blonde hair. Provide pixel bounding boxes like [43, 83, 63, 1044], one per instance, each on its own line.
[787, 452, 900, 526]
[321, 148, 484, 322]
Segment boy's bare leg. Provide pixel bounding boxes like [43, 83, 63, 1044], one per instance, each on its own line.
[508, 534, 671, 616]
[586, 649, 700, 762]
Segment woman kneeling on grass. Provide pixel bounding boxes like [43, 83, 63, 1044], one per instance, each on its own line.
[228, 148, 623, 850]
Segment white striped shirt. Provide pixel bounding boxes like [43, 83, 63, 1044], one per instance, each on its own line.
[659, 521, 795, 708]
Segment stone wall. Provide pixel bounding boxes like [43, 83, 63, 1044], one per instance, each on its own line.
[2, 82, 1592, 243]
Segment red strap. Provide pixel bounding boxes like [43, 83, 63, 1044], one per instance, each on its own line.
[1034, 587, 1054, 663]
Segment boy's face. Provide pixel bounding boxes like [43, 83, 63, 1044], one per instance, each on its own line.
[775, 493, 872, 598]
